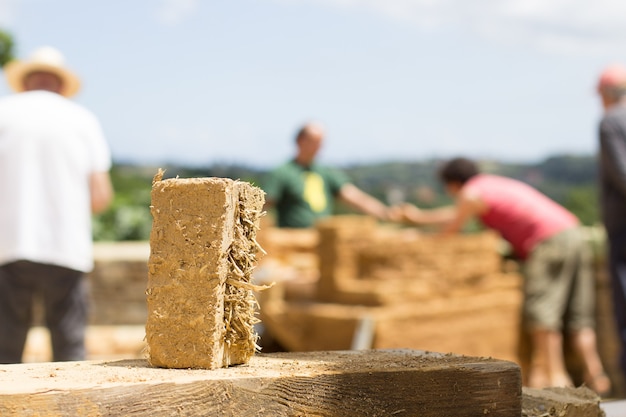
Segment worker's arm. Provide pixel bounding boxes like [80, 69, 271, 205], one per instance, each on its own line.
[399, 203, 456, 225]
[439, 191, 481, 235]
[395, 188, 484, 235]
[90, 171, 114, 214]
[337, 183, 389, 221]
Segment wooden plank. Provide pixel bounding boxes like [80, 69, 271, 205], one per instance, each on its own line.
[0, 350, 521, 417]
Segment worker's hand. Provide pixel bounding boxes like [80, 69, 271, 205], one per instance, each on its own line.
[375, 207, 391, 222]
[387, 203, 418, 223]
[400, 203, 422, 223]
[386, 205, 402, 222]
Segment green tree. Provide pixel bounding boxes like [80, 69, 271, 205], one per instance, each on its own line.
[563, 186, 600, 226]
[92, 165, 154, 241]
[95, 156, 603, 241]
[0, 29, 14, 67]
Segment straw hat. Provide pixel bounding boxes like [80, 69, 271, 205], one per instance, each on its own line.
[4, 46, 81, 97]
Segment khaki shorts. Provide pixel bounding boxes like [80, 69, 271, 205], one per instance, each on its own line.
[522, 227, 595, 332]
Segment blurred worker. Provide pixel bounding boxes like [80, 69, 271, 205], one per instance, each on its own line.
[597, 64, 626, 384]
[390, 157, 610, 395]
[263, 122, 389, 228]
[0, 46, 113, 363]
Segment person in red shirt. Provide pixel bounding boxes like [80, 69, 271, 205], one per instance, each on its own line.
[392, 157, 610, 394]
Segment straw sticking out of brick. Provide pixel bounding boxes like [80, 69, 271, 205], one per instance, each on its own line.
[222, 180, 268, 366]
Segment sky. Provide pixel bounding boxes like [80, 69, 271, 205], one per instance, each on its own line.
[0, 0, 625, 169]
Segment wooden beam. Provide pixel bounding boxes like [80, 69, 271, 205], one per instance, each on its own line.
[0, 350, 521, 416]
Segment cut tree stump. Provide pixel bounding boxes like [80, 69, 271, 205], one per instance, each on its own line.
[0, 349, 521, 417]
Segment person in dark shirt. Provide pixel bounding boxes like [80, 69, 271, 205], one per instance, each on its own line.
[597, 64, 626, 384]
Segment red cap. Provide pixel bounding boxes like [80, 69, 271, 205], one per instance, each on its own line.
[597, 64, 626, 93]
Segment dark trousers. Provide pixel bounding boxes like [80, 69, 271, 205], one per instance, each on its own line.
[608, 230, 626, 380]
[0, 261, 88, 363]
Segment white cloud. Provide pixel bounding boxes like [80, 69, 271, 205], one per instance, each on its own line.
[279, 0, 626, 56]
[155, 0, 199, 26]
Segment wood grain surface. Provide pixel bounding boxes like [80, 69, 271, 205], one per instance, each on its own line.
[0, 349, 521, 417]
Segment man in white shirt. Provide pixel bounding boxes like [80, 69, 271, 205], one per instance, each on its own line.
[0, 46, 113, 363]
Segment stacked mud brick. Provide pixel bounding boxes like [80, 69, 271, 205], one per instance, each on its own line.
[315, 216, 515, 306]
[88, 243, 150, 325]
[146, 172, 265, 369]
[356, 229, 506, 296]
[255, 222, 319, 303]
[316, 215, 378, 301]
[260, 215, 523, 363]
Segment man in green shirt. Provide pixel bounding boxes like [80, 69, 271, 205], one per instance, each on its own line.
[264, 122, 389, 228]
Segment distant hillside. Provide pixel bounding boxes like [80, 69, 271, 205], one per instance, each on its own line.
[94, 154, 599, 241]
[344, 154, 595, 195]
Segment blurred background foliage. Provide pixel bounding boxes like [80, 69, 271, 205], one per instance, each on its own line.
[0, 28, 14, 67]
[93, 154, 600, 241]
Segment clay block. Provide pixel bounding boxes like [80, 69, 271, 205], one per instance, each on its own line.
[261, 283, 522, 362]
[357, 231, 502, 285]
[146, 173, 264, 369]
[316, 215, 377, 299]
